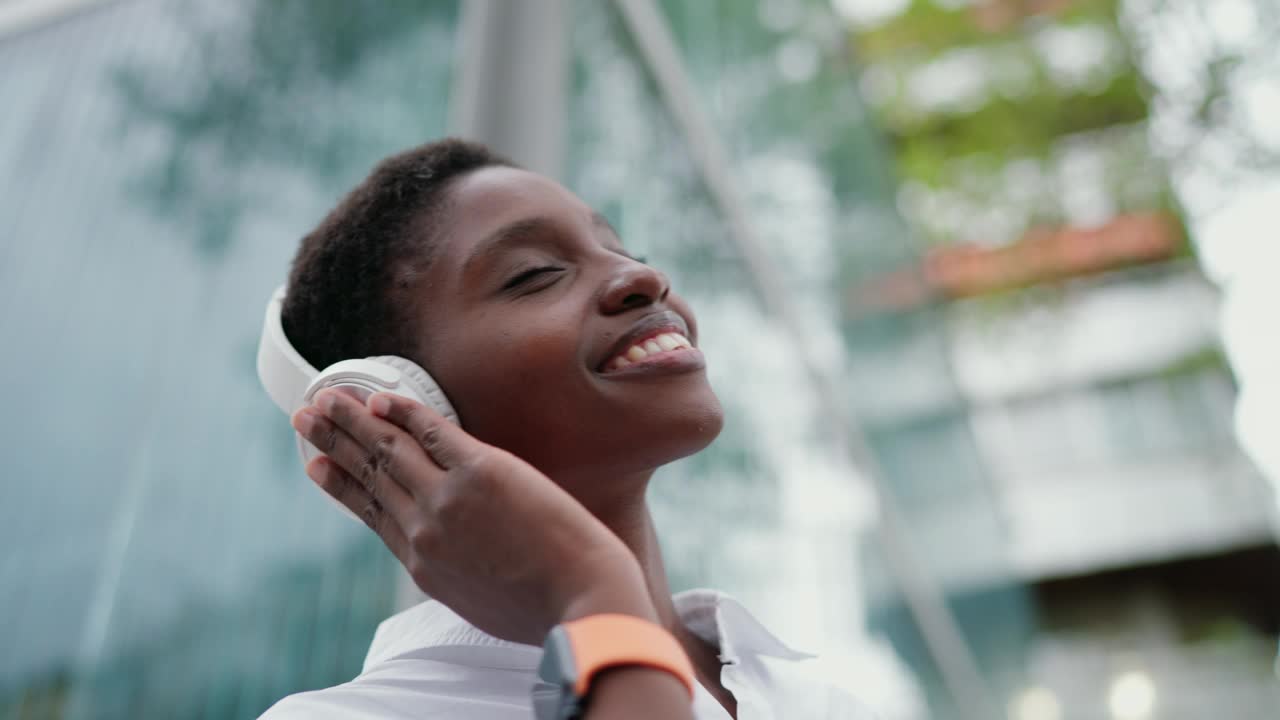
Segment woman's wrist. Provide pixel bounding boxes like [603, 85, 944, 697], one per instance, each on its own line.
[555, 560, 659, 627]
[583, 665, 696, 720]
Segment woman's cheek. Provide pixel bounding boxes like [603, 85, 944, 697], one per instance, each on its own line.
[507, 330, 581, 395]
[450, 327, 579, 416]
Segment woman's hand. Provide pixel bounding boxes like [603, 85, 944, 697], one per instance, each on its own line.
[291, 389, 658, 646]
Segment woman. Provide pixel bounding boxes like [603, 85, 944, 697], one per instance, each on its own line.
[259, 139, 870, 719]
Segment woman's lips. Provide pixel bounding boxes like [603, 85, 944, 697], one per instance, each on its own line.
[595, 310, 694, 372]
[602, 330, 693, 370]
[598, 330, 705, 377]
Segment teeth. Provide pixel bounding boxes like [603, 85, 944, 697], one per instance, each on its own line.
[607, 332, 693, 371]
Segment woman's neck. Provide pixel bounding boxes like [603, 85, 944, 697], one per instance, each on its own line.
[588, 485, 737, 716]
[585, 486, 720, 647]
[586, 487, 682, 631]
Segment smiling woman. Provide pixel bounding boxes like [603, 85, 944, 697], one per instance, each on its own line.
[381, 157, 725, 487]
[255, 138, 873, 719]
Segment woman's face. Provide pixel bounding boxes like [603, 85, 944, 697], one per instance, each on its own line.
[405, 166, 724, 496]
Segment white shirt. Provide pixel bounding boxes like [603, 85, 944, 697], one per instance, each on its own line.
[259, 589, 875, 719]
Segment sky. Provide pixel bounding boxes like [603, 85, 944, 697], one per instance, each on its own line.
[1196, 180, 1280, 494]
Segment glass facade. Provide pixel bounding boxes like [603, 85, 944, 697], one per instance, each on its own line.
[1, 1, 459, 716]
[4, 1, 1277, 719]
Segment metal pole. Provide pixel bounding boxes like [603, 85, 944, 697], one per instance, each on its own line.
[450, 0, 567, 180]
[611, 1, 1001, 717]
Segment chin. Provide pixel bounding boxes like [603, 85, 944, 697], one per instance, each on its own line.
[620, 389, 726, 471]
[539, 391, 721, 482]
[665, 395, 725, 460]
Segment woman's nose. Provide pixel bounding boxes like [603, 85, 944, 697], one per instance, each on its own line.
[599, 261, 670, 314]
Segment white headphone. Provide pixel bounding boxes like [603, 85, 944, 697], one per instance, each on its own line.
[256, 285, 460, 520]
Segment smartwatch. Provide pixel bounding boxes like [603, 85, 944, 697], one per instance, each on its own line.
[532, 614, 696, 719]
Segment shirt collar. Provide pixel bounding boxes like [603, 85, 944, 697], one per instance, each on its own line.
[672, 589, 816, 664]
[362, 588, 814, 673]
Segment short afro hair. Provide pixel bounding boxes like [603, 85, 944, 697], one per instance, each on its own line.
[281, 138, 513, 371]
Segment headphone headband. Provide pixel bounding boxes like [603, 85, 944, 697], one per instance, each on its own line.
[257, 285, 318, 415]
[256, 284, 460, 522]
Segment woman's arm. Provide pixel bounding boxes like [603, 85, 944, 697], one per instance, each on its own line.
[295, 389, 696, 719]
[587, 667, 694, 719]
[559, 580, 695, 719]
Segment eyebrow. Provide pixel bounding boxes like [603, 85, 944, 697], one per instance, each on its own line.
[591, 210, 620, 239]
[463, 211, 627, 274]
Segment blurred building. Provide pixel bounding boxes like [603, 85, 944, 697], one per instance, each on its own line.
[844, 0, 1280, 717]
[1, 1, 1276, 720]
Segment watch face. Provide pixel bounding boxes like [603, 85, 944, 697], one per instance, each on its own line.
[531, 680, 564, 720]
[532, 680, 586, 720]
[535, 627, 583, 720]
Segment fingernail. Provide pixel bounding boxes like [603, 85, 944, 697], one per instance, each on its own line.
[292, 409, 315, 435]
[369, 395, 391, 417]
[305, 455, 328, 483]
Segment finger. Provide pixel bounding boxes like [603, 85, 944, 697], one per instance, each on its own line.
[305, 455, 410, 562]
[293, 404, 419, 531]
[366, 392, 479, 471]
[311, 389, 454, 497]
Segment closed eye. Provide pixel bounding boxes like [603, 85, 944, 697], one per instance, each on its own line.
[609, 247, 647, 265]
[502, 266, 562, 290]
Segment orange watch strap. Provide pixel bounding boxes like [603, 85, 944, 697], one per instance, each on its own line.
[560, 614, 696, 699]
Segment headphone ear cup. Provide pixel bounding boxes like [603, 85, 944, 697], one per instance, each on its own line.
[367, 355, 460, 427]
[296, 356, 460, 523]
